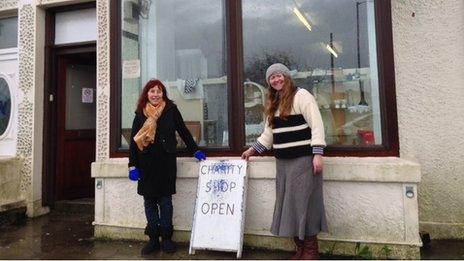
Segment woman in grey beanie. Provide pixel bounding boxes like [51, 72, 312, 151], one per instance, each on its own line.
[242, 63, 327, 260]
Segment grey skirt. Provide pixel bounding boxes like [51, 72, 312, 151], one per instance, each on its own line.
[270, 155, 328, 240]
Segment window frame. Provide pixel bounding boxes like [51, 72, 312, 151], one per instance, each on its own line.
[110, 0, 399, 158]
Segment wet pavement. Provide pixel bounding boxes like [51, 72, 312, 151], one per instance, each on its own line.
[0, 212, 292, 260]
[420, 239, 464, 260]
[1, 211, 464, 260]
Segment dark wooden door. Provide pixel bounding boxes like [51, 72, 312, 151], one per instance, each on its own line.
[55, 53, 96, 200]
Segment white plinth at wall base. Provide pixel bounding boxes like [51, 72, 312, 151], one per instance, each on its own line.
[91, 156, 421, 259]
[0, 156, 25, 210]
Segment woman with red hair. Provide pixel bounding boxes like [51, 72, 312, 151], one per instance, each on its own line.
[128, 79, 206, 255]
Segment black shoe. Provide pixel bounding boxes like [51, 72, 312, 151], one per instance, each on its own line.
[141, 225, 160, 255]
[141, 238, 160, 255]
[161, 238, 176, 253]
[160, 225, 177, 253]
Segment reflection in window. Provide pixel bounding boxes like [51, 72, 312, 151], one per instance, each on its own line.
[0, 17, 18, 49]
[0, 78, 12, 136]
[120, 0, 228, 149]
[242, 0, 381, 146]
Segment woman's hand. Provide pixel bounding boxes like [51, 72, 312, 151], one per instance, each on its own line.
[241, 147, 256, 161]
[194, 150, 207, 161]
[312, 154, 323, 175]
[128, 166, 140, 181]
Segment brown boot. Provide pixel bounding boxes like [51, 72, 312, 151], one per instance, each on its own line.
[291, 237, 304, 259]
[301, 235, 320, 260]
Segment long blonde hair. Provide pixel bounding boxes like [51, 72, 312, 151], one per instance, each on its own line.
[265, 76, 297, 128]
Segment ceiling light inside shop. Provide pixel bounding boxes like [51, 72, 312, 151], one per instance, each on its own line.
[293, 7, 312, 32]
[326, 44, 338, 58]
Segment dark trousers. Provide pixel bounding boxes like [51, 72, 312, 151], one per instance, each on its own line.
[143, 196, 173, 229]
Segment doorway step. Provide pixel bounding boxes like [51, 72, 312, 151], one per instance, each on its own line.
[54, 198, 94, 215]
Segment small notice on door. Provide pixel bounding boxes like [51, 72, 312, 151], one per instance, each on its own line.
[82, 88, 94, 103]
[123, 59, 141, 79]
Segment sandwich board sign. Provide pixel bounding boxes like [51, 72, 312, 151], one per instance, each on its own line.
[189, 159, 248, 258]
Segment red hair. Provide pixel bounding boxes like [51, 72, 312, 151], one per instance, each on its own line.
[136, 79, 170, 113]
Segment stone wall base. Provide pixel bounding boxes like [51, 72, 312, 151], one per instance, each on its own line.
[420, 221, 464, 239]
[26, 199, 50, 218]
[0, 200, 27, 228]
[94, 224, 420, 259]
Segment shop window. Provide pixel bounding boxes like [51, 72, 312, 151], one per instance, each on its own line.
[0, 17, 18, 49]
[118, 0, 228, 150]
[113, 0, 398, 156]
[243, 0, 382, 146]
[0, 78, 12, 137]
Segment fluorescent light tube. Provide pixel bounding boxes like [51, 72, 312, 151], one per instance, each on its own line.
[293, 7, 312, 32]
[326, 44, 338, 58]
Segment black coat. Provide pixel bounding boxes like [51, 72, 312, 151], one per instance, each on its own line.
[129, 101, 198, 197]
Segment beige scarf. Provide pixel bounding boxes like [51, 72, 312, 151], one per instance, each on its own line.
[133, 100, 166, 151]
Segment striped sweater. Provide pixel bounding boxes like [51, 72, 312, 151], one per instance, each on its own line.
[252, 88, 326, 158]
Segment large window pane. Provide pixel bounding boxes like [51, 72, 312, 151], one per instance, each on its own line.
[120, 0, 228, 149]
[0, 17, 18, 49]
[242, 0, 381, 146]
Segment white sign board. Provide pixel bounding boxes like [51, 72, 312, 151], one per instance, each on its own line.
[189, 159, 248, 258]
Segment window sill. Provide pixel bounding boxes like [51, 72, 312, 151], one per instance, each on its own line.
[92, 156, 420, 183]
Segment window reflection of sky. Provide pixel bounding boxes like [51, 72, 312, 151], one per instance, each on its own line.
[0, 17, 18, 49]
[242, 0, 372, 71]
[140, 0, 372, 76]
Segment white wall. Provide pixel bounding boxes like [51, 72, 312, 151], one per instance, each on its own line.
[92, 157, 422, 258]
[392, 0, 464, 238]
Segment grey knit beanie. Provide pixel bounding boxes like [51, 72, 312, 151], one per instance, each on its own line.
[265, 63, 291, 85]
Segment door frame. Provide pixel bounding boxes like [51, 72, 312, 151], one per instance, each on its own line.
[42, 2, 96, 207]
[43, 45, 96, 206]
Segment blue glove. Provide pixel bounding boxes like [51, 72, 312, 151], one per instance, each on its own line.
[128, 167, 140, 181]
[194, 150, 207, 161]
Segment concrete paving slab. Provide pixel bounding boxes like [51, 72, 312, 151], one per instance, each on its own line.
[1, 211, 464, 259]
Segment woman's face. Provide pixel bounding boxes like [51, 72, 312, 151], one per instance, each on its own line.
[147, 85, 163, 105]
[269, 73, 285, 91]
